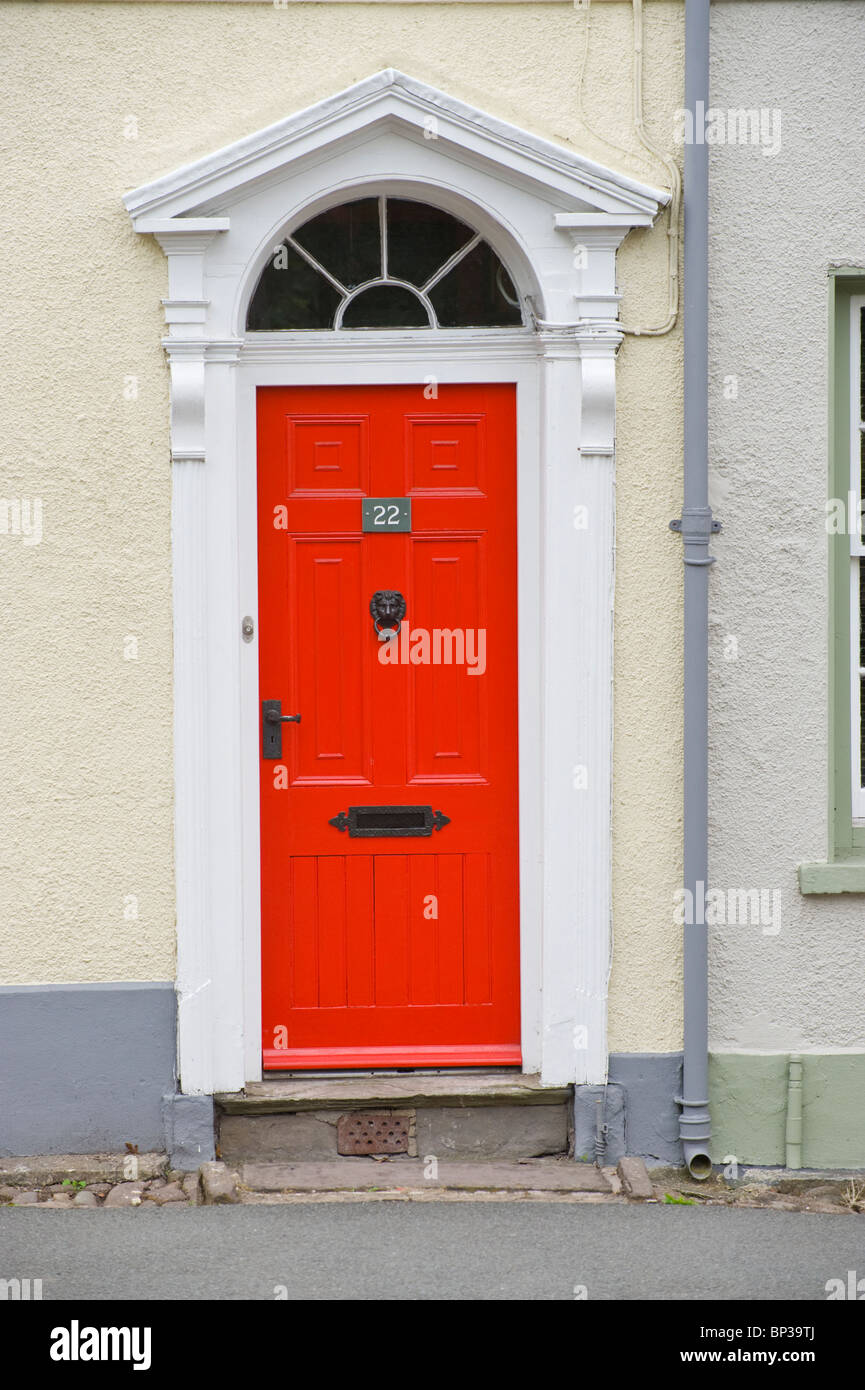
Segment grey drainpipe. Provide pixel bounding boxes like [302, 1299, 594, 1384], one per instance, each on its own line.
[669, 0, 717, 1179]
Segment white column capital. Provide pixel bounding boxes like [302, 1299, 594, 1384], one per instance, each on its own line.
[142, 221, 230, 334]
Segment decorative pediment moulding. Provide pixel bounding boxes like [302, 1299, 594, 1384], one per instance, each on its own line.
[125, 70, 665, 227]
[126, 70, 667, 467]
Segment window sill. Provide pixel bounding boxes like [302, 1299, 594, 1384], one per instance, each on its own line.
[798, 861, 865, 894]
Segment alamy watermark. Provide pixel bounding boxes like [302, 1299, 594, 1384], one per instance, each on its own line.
[673, 880, 781, 935]
[674, 102, 781, 158]
[0, 1277, 42, 1300]
[377, 622, 486, 675]
[826, 1271, 865, 1300]
[0, 497, 42, 545]
[825, 494, 865, 535]
[50, 1322, 151, 1370]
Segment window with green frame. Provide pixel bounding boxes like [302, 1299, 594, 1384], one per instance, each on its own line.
[799, 271, 865, 893]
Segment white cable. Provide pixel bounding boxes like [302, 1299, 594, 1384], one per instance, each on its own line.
[620, 0, 681, 336]
[576, 0, 680, 337]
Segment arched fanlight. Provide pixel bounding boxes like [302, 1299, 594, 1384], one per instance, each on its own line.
[246, 196, 523, 330]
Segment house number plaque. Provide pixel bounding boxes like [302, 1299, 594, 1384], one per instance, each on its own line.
[362, 497, 411, 532]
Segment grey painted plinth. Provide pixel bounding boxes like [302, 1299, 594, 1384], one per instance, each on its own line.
[162, 1093, 216, 1170]
[0, 983, 176, 1155]
[611, 1052, 683, 1165]
[574, 1054, 684, 1166]
[572, 1084, 625, 1164]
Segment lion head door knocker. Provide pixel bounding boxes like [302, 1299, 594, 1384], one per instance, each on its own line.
[370, 590, 407, 642]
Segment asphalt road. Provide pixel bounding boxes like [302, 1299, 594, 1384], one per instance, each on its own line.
[1, 1202, 862, 1301]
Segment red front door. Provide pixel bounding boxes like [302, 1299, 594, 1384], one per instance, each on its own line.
[257, 383, 520, 1068]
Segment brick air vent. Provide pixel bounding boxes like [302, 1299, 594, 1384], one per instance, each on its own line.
[337, 1113, 410, 1155]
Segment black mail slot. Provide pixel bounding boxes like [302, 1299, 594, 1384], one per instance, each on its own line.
[328, 805, 451, 837]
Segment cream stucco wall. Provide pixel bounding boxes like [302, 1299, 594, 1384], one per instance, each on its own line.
[1, 1, 684, 1053]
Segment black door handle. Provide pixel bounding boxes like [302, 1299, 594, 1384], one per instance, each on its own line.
[262, 700, 300, 759]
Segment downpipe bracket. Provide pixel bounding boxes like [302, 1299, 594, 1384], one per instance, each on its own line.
[670, 508, 721, 566]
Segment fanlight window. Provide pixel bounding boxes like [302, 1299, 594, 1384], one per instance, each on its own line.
[246, 196, 523, 330]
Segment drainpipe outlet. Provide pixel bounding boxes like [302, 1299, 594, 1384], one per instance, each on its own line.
[682, 1145, 713, 1181]
[677, 1094, 713, 1179]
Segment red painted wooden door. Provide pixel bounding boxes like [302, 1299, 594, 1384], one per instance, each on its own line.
[258, 383, 520, 1068]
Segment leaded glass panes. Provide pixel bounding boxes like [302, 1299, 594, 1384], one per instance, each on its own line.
[386, 199, 474, 287]
[246, 241, 341, 330]
[292, 198, 381, 290]
[341, 284, 430, 328]
[246, 195, 523, 330]
[428, 238, 521, 328]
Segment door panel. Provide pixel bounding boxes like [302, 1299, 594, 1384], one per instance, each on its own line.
[292, 540, 368, 781]
[410, 537, 486, 780]
[258, 382, 520, 1068]
[405, 414, 485, 494]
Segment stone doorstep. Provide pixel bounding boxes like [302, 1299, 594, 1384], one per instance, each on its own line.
[218, 1102, 569, 1164]
[240, 1158, 610, 1194]
[216, 1072, 571, 1115]
[0, 1154, 168, 1188]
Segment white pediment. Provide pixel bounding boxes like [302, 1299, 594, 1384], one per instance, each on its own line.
[125, 68, 667, 228]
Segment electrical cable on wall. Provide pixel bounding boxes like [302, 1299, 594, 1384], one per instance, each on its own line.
[576, 0, 681, 337]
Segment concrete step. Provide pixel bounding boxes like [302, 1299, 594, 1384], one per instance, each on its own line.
[0, 1154, 167, 1187]
[215, 1073, 574, 1163]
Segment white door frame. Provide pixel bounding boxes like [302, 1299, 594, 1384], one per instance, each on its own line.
[124, 70, 667, 1094]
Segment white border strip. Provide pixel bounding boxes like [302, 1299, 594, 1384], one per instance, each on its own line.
[849, 296, 865, 822]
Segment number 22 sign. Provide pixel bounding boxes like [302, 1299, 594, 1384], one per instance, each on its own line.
[361, 497, 412, 533]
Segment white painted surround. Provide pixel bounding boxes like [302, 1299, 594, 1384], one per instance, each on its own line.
[125, 70, 666, 1094]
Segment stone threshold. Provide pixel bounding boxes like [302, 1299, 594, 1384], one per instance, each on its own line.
[239, 1157, 611, 1194]
[216, 1072, 571, 1114]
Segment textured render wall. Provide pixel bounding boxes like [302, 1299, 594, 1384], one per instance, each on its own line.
[604, 6, 686, 1053]
[1, 3, 684, 1042]
[708, 2, 865, 1051]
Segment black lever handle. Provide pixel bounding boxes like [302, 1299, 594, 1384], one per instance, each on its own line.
[262, 700, 300, 759]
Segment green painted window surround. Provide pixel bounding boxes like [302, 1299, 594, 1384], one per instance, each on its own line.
[799, 270, 865, 894]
